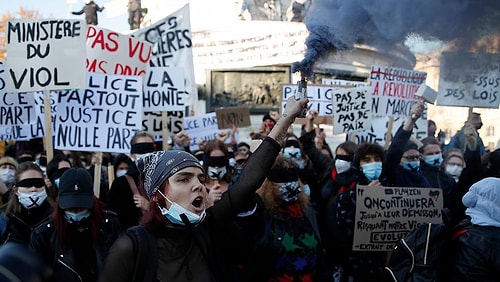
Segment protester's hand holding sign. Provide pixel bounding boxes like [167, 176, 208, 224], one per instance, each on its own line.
[464, 123, 478, 150]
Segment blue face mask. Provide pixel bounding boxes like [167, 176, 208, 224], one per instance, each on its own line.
[158, 191, 206, 226]
[424, 154, 443, 167]
[54, 178, 61, 188]
[283, 148, 301, 160]
[64, 209, 91, 223]
[361, 162, 382, 181]
[403, 161, 420, 172]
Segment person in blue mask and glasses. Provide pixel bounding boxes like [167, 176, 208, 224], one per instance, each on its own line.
[384, 99, 431, 188]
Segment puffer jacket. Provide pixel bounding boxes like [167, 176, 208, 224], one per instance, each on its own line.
[29, 210, 121, 282]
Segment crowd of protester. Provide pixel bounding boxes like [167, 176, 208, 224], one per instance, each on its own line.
[0, 96, 498, 281]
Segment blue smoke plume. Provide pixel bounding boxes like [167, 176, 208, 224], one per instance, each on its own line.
[293, 0, 500, 78]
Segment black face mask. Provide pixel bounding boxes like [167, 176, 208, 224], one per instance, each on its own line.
[54, 167, 70, 180]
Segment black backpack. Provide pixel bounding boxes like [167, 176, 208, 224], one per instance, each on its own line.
[124, 226, 158, 282]
[385, 221, 452, 282]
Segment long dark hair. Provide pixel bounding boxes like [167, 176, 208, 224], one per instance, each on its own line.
[52, 197, 105, 251]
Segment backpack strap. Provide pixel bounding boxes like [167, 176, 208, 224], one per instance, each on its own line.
[126, 226, 158, 281]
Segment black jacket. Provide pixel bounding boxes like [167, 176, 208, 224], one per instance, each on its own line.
[29, 210, 121, 282]
[420, 161, 455, 209]
[99, 137, 282, 282]
[2, 200, 53, 245]
[108, 175, 142, 230]
[451, 219, 500, 282]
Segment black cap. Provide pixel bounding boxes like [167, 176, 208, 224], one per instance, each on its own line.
[58, 168, 94, 209]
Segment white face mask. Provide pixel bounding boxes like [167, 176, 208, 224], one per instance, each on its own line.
[17, 190, 47, 209]
[208, 166, 227, 180]
[445, 164, 463, 182]
[116, 169, 128, 178]
[0, 169, 15, 184]
[158, 191, 206, 226]
[335, 159, 351, 174]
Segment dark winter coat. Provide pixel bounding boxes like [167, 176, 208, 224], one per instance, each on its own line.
[29, 210, 121, 282]
[451, 218, 500, 282]
[99, 137, 283, 282]
[1, 200, 53, 245]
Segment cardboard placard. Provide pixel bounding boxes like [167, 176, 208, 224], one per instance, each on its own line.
[86, 26, 152, 76]
[132, 4, 196, 107]
[215, 107, 251, 129]
[353, 185, 443, 251]
[183, 112, 231, 151]
[369, 66, 427, 117]
[143, 67, 186, 112]
[53, 73, 142, 153]
[5, 19, 86, 92]
[332, 86, 372, 134]
[438, 51, 500, 108]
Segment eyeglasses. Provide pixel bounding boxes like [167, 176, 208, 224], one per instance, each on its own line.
[403, 155, 420, 161]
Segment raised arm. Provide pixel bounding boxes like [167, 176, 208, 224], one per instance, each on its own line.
[211, 96, 308, 219]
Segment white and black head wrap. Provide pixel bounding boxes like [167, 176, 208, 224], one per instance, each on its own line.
[137, 151, 204, 199]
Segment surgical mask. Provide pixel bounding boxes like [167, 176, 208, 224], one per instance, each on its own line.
[17, 190, 47, 209]
[403, 161, 420, 172]
[208, 166, 227, 180]
[64, 209, 91, 223]
[0, 169, 15, 184]
[54, 178, 61, 188]
[116, 169, 127, 178]
[445, 164, 463, 182]
[302, 184, 310, 197]
[158, 191, 205, 226]
[283, 148, 301, 160]
[279, 181, 301, 202]
[361, 162, 382, 181]
[424, 154, 443, 167]
[229, 158, 236, 168]
[335, 159, 351, 174]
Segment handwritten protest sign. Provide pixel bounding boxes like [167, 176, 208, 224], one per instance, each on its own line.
[353, 186, 443, 251]
[369, 66, 427, 117]
[0, 62, 37, 126]
[282, 84, 334, 116]
[132, 4, 196, 107]
[332, 87, 372, 134]
[86, 26, 152, 76]
[5, 19, 86, 92]
[0, 125, 30, 141]
[142, 111, 184, 141]
[144, 67, 186, 111]
[352, 116, 427, 145]
[183, 112, 230, 151]
[53, 73, 142, 153]
[438, 51, 500, 108]
[215, 107, 251, 129]
[322, 78, 368, 87]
